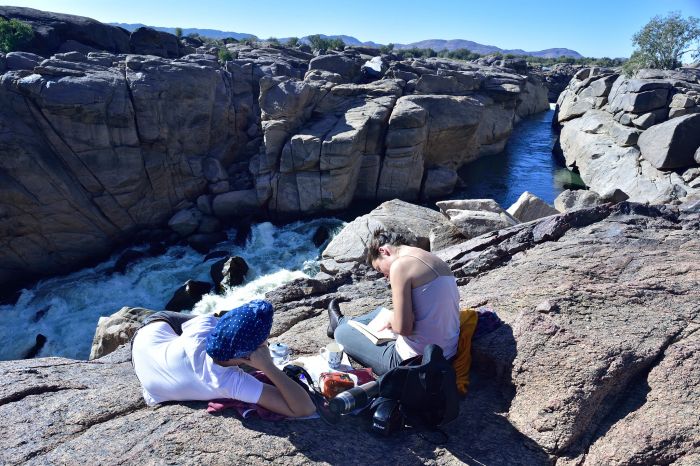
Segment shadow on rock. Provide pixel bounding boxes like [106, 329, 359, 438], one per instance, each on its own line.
[214, 322, 548, 465]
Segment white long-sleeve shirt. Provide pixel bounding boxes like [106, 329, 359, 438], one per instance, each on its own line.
[132, 315, 263, 406]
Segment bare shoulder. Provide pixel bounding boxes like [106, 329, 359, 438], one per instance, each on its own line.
[400, 247, 452, 277]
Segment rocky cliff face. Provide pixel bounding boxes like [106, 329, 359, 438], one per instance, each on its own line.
[554, 67, 700, 204]
[2, 201, 698, 465]
[252, 52, 549, 217]
[0, 8, 550, 289]
[0, 52, 244, 289]
[538, 63, 586, 102]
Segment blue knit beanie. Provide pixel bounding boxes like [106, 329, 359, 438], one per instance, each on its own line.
[206, 299, 274, 360]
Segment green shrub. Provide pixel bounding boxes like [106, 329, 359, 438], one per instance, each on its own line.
[395, 47, 437, 59]
[306, 35, 344, 53]
[328, 38, 345, 51]
[0, 18, 33, 53]
[379, 43, 394, 54]
[174, 27, 183, 38]
[307, 34, 328, 52]
[439, 48, 482, 61]
[218, 48, 233, 62]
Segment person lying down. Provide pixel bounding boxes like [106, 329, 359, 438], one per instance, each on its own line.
[131, 299, 316, 418]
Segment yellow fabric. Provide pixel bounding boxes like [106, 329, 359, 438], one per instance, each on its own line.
[452, 308, 478, 396]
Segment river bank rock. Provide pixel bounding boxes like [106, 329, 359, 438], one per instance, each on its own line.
[533, 63, 586, 102]
[253, 53, 548, 215]
[555, 67, 700, 204]
[554, 189, 603, 212]
[506, 191, 559, 222]
[2, 201, 698, 464]
[89, 306, 154, 360]
[637, 113, 700, 169]
[165, 280, 212, 312]
[321, 199, 450, 270]
[437, 198, 519, 239]
[0, 51, 243, 290]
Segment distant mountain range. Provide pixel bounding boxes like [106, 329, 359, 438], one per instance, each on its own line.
[110, 23, 582, 59]
[392, 39, 582, 59]
[110, 23, 257, 41]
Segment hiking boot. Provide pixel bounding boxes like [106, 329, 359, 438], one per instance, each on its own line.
[326, 298, 343, 338]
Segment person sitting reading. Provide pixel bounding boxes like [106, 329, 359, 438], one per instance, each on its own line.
[328, 229, 460, 375]
[131, 299, 315, 418]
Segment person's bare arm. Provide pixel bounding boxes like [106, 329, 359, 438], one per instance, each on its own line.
[233, 344, 316, 418]
[389, 260, 415, 335]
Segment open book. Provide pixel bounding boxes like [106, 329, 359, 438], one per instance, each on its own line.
[347, 307, 397, 345]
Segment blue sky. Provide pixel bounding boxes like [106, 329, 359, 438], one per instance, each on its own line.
[6, 0, 700, 58]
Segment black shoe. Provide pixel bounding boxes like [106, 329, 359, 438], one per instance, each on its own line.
[326, 298, 343, 338]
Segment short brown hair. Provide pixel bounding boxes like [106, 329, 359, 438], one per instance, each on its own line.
[365, 228, 412, 264]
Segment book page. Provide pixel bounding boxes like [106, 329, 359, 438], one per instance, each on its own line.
[366, 307, 396, 338]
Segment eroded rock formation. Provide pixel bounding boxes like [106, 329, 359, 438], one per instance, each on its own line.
[3, 201, 698, 465]
[252, 54, 549, 217]
[0, 8, 549, 289]
[0, 52, 243, 288]
[555, 67, 700, 204]
[0, 6, 196, 58]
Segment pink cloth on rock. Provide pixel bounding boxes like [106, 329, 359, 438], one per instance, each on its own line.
[207, 371, 286, 420]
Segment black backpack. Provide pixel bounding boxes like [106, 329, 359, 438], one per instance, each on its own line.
[377, 344, 459, 429]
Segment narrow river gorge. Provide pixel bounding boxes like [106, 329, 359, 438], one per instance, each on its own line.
[0, 108, 574, 361]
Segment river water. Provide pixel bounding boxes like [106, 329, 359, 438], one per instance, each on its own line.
[454, 107, 583, 207]
[0, 108, 579, 361]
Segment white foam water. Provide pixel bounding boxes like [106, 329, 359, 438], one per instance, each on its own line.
[0, 218, 343, 361]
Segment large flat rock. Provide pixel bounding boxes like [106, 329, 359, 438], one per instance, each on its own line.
[2, 202, 699, 465]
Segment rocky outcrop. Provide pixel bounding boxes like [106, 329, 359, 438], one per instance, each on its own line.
[0, 7, 194, 59]
[506, 191, 559, 221]
[0, 8, 550, 289]
[0, 52, 245, 289]
[637, 113, 700, 169]
[128, 26, 182, 58]
[252, 56, 548, 215]
[536, 63, 585, 102]
[165, 280, 212, 312]
[0, 6, 131, 56]
[4, 201, 699, 464]
[555, 67, 700, 204]
[554, 189, 602, 212]
[89, 306, 154, 360]
[321, 199, 453, 273]
[437, 198, 519, 239]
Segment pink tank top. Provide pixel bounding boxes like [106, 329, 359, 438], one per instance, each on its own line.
[394, 256, 460, 360]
